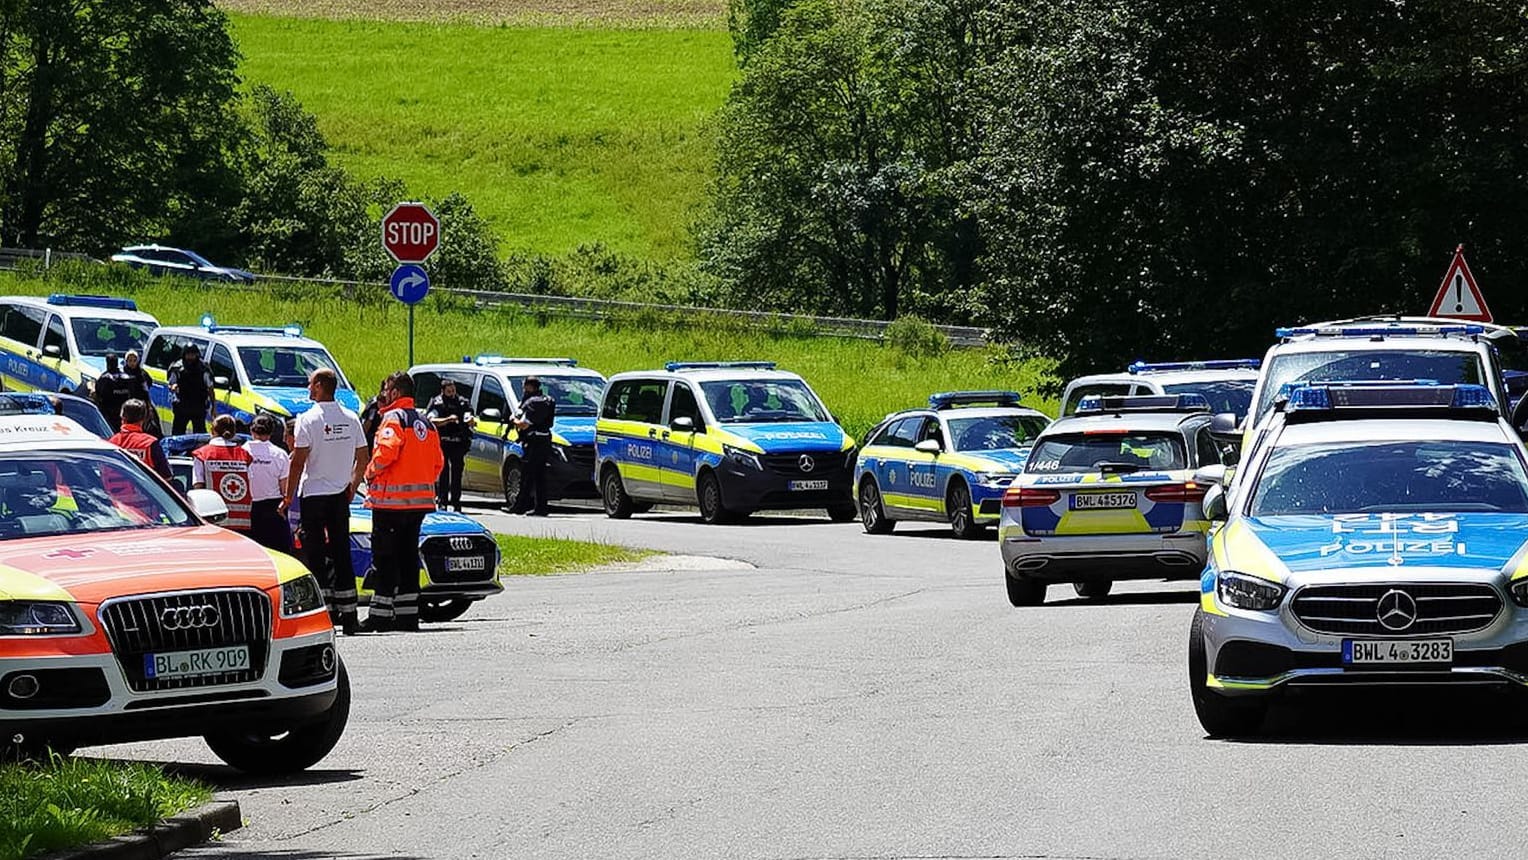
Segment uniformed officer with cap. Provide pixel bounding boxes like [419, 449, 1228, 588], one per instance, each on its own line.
[511, 376, 555, 516]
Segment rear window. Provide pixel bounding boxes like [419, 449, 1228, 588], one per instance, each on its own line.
[1025, 432, 1186, 474]
[1162, 381, 1254, 420]
[1254, 349, 1485, 424]
[1251, 441, 1528, 515]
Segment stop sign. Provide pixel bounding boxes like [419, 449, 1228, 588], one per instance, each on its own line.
[381, 202, 440, 263]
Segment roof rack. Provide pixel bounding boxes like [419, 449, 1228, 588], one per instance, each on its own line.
[1126, 359, 1260, 374]
[46, 293, 137, 312]
[1281, 382, 1498, 422]
[469, 355, 578, 367]
[928, 390, 1023, 410]
[664, 361, 777, 372]
[1275, 324, 1484, 341]
[198, 314, 303, 338]
[1075, 394, 1211, 415]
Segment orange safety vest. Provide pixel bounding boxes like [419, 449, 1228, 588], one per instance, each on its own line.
[365, 399, 444, 511]
[108, 424, 159, 467]
[194, 442, 254, 531]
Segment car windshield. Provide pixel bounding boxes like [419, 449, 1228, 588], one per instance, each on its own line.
[70, 318, 155, 358]
[1254, 349, 1485, 425]
[1025, 432, 1186, 474]
[508, 375, 606, 416]
[240, 346, 347, 388]
[0, 451, 195, 539]
[1251, 441, 1528, 515]
[0, 396, 112, 439]
[946, 414, 1050, 452]
[1163, 380, 1255, 420]
[699, 379, 830, 424]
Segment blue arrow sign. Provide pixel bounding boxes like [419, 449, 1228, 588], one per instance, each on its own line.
[389, 264, 430, 305]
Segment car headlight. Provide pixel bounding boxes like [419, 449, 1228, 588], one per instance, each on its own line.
[351, 533, 372, 550]
[1217, 571, 1286, 611]
[281, 574, 327, 617]
[0, 601, 82, 636]
[723, 444, 762, 470]
[1510, 579, 1528, 608]
[975, 472, 1016, 489]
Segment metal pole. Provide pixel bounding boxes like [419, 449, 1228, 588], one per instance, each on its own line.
[408, 305, 415, 367]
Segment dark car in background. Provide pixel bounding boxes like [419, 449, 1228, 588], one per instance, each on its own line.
[109, 245, 256, 284]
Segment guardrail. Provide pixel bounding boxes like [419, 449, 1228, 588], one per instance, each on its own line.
[0, 247, 100, 269]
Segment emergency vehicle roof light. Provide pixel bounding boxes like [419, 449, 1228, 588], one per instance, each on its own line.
[664, 361, 777, 372]
[1281, 382, 1498, 421]
[1126, 359, 1260, 375]
[1275, 324, 1484, 340]
[1074, 394, 1211, 415]
[472, 355, 578, 367]
[928, 390, 1023, 409]
[46, 293, 138, 311]
[197, 315, 304, 337]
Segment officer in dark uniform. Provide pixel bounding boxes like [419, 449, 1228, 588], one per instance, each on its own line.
[93, 353, 135, 433]
[512, 376, 556, 516]
[426, 377, 475, 511]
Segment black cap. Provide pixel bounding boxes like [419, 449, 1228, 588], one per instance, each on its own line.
[524, 375, 542, 388]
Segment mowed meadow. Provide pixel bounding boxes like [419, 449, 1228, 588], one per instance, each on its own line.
[227, 8, 736, 258]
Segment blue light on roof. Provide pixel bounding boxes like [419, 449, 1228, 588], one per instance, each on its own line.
[664, 361, 777, 372]
[473, 355, 578, 367]
[1075, 393, 1210, 414]
[1276, 324, 1485, 339]
[47, 293, 137, 311]
[1285, 386, 1332, 411]
[1282, 382, 1497, 414]
[1126, 359, 1261, 375]
[1451, 384, 1496, 410]
[928, 390, 1023, 409]
[199, 315, 304, 337]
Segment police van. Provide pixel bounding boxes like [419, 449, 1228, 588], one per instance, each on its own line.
[595, 362, 857, 523]
[142, 317, 362, 429]
[0, 294, 158, 395]
[409, 356, 609, 509]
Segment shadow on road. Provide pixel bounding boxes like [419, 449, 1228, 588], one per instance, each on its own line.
[874, 528, 999, 542]
[1042, 588, 1199, 607]
[184, 850, 428, 860]
[1219, 689, 1528, 746]
[150, 760, 365, 791]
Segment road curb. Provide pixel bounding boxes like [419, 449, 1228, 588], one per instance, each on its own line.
[39, 800, 242, 860]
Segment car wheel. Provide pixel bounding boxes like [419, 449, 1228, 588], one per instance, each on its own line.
[947, 480, 984, 539]
[601, 467, 633, 519]
[205, 658, 350, 774]
[419, 598, 473, 623]
[1188, 609, 1267, 737]
[697, 471, 736, 524]
[826, 504, 857, 523]
[501, 459, 523, 510]
[858, 477, 896, 534]
[1073, 580, 1113, 599]
[1005, 572, 1047, 606]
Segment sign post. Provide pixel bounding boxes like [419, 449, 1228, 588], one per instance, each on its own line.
[381, 202, 441, 366]
[1427, 245, 1492, 323]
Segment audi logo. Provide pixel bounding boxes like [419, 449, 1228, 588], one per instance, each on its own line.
[799, 455, 816, 473]
[160, 605, 221, 631]
[449, 536, 474, 552]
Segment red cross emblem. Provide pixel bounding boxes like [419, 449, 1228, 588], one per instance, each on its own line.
[46, 548, 94, 559]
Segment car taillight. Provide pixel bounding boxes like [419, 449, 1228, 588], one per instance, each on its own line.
[1003, 487, 1062, 508]
[1144, 482, 1207, 504]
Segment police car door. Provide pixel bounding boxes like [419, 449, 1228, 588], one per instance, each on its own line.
[470, 372, 510, 493]
[602, 377, 669, 501]
[39, 314, 76, 392]
[905, 416, 945, 513]
[659, 381, 704, 502]
[877, 417, 932, 516]
[207, 344, 241, 422]
[0, 303, 48, 391]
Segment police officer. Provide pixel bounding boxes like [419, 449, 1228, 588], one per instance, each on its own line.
[94, 353, 134, 433]
[426, 377, 475, 512]
[167, 344, 214, 435]
[192, 415, 254, 534]
[512, 376, 555, 517]
[363, 371, 443, 632]
[107, 399, 172, 480]
[120, 350, 159, 436]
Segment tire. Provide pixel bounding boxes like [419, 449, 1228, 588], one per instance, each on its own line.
[419, 598, 473, 623]
[1073, 580, 1113, 599]
[205, 658, 351, 774]
[826, 504, 857, 523]
[501, 459, 523, 510]
[1005, 572, 1047, 606]
[1188, 609, 1267, 737]
[601, 467, 633, 519]
[947, 480, 984, 539]
[697, 471, 736, 525]
[858, 477, 895, 534]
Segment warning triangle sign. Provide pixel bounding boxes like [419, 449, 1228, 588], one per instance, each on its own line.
[1427, 245, 1492, 322]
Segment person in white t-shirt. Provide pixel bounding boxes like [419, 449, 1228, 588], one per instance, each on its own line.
[246, 414, 292, 553]
[283, 368, 368, 635]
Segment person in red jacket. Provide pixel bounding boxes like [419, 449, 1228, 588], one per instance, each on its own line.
[107, 399, 172, 480]
[192, 415, 254, 533]
[362, 371, 444, 632]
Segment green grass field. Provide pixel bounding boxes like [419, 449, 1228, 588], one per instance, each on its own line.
[0, 271, 1058, 440]
[495, 533, 653, 573]
[229, 13, 735, 259]
[0, 758, 210, 860]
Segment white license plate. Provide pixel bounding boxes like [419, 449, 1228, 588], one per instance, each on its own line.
[144, 645, 250, 680]
[1342, 639, 1453, 665]
[447, 556, 487, 572]
[789, 480, 830, 491]
[1070, 492, 1137, 510]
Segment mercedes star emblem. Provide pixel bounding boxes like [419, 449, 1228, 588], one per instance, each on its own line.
[799, 455, 816, 473]
[1375, 589, 1418, 632]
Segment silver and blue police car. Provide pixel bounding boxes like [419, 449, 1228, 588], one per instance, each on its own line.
[0, 294, 158, 396]
[999, 395, 1222, 604]
[1061, 359, 1260, 420]
[1190, 382, 1528, 736]
[854, 391, 1050, 538]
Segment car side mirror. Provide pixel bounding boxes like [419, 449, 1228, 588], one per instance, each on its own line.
[670, 416, 695, 432]
[1209, 412, 1239, 439]
[188, 488, 229, 524]
[480, 408, 502, 420]
[1202, 484, 1228, 521]
[42, 344, 61, 358]
[914, 439, 942, 454]
[1192, 464, 1227, 486]
[213, 375, 230, 389]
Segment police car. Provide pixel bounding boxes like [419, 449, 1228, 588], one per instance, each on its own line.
[0, 416, 347, 772]
[142, 317, 362, 430]
[854, 391, 1050, 538]
[1190, 382, 1528, 736]
[409, 357, 608, 509]
[0, 294, 158, 395]
[999, 395, 1222, 604]
[1060, 360, 1261, 420]
[596, 362, 856, 523]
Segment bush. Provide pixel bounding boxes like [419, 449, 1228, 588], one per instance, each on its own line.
[884, 314, 947, 357]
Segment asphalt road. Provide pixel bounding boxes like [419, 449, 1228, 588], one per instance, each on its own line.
[97, 506, 1528, 859]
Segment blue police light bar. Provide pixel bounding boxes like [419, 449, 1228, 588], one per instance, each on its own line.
[1276, 324, 1485, 340]
[47, 293, 137, 311]
[1126, 359, 1261, 375]
[664, 361, 778, 372]
[472, 355, 578, 367]
[199, 314, 303, 337]
[1282, 382, 1497, 418]
[929, 390, 1023, 410]
[1075, 393, 1211, 415]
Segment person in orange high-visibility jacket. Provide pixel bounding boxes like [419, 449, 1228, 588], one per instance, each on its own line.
[361, 371, 443, 633]
[107, 399, 172, 481]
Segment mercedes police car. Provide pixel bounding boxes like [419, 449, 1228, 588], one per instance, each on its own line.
[854, 391, 1050, 538]
[409, 357, 608, 509]
[1190, 382, 1528, 737]
[142, 318, 362, 429]
[596, 362, 856, 523]
[1060, 359, 1261, 420]
[999, 395, 1222, 604]
[0, 294, 158, 395]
